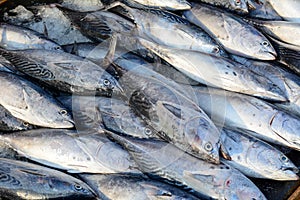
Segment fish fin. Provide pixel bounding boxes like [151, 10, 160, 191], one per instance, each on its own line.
[18, 168, 46, 176]
[183, 170, 215, 190]
[139, 182, 172, 198]
[159, 101, 182, 119]
[70, 41, 78, 55]
[43, 22, 49, 38]
[102, 33, 117, 68]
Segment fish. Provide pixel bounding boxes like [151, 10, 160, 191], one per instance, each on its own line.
[108, 3, 227, 57]
[139, 39, 286, 102]
[0, 104, 35, 131]
[268, 37, 300, 76]
[221, 128, 299, 180]
[80, 173, 200, 200]
[110, 55, 223, 164]
[0, 158, 96, 199]
[106, 132, 267, 200]
[231, 55, 300, 117]
[0, 23, 63, 51]
[4, 5, 91, 45]
[58, 95, 161, 139]
[59, 0, 104, 12]
[190, 86, 300, 151]
[183, 3, 277, 60]
[246, 19, 300, 47]
[0, 129, 141, 174]
[193, 0, 249, 14]
[0, 48, 123, 96]
[120, 0, 192, 10]
[266, 0, 300, 22]
[0, 71, 74, 128]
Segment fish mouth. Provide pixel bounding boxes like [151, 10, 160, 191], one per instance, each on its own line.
[264, 51, 277, 60]
[280, 167, 300, 180]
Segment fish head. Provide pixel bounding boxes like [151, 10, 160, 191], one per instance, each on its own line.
[254, 38, 277, 60]
[224, 171, 267, 200]
[248, 142, 299, 180]
[44, 103, 74, 128]
[229, 0, 249, 14]
[183, 112, 221, 164]
[98, 72, 124, 97]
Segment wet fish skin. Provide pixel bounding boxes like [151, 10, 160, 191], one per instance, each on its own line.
[0, 105, 34, 131]
[0, 129, 140, 174]
[183, 3, 277, 60]
[248, 0, 282, 20]
[106, 132, 266, 200]
[60, 0, 104, 12]
[221, 128, 299, 180]
[0, 48, 123, 96]
[193, 0, 249, 14]
[112, 58, 222, 164]
[58, 95, 161, 139]
[0, 71, 73, 128]
[0, 158, 96, 199]
[80, 174, 200, 200]
[123, 0, 191, 10]
[266, 0, 300, 22]
[246, 19, 300, 47]
[139, 39, 286, 102]
[111, 4, 227, 57]
[231, 55, 300, 117]
[0, 23, 63, 51]
[190, 86, 300, 151]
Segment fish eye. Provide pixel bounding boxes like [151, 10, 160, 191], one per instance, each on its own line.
[103, 79, 111, 86]
[235, 0, 241, 5]
[261, 41, 269, 47]
[281, 155, 288, 162]
[204, 142, 213, 152]
[22, 122, 29, 127]
[54, 46, 61, 50]
[144, 127, 152, 135]
[213, 47, 220, 53]
[73, 183, 83, 191]
[59, 110, 68, 115]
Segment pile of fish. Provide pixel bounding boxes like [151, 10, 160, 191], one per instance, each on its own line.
[0, 0, 299, 199]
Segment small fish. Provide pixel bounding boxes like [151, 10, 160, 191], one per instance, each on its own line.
[183, 3, 277, 60]
[246, 19, 300, 47]
[0, 129, 140, 174]
[0, 48, 123, 96]
[0, 72, 73, 128]
[108, 3, 227, 57]
[221, 128, 299, 180]
[106, 132, 267, 200]
[0, 23, 63, 51]
[190, 86, 300, 151]
[193, 0, 249, 14]
[0, 158, 96, 199]
[139, 39, 286, 102]
[0, 105, 34, 131]
[80, 174, 200, 200]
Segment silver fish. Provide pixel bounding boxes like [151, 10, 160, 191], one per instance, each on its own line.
[58, 95, 161, 139]
[0, 158, 96, 199]
[231, 55, 300, 117]
[139, 39, 286, 102]
[60, 0, 104, 12]
[0, 105, 34, 131]
[0, 23, 62, 51]
[0, 72, 73, 128]
[193, 0, 249, 13]
[122, 0, 191, 10]
[246, 19, 300, 47]
[107, 132, 267, 200]
[0, 48, 123, 96]
[183, 3, 277, 60]
[80, 174, 200, 200]
[266, 0, 300, 22]
[221, 128, 299, 180]
[0, 129, 140, 174]
[190, 86, 300, 151]
[109, 3, 227, 57]
[113, 57, 223, 164]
